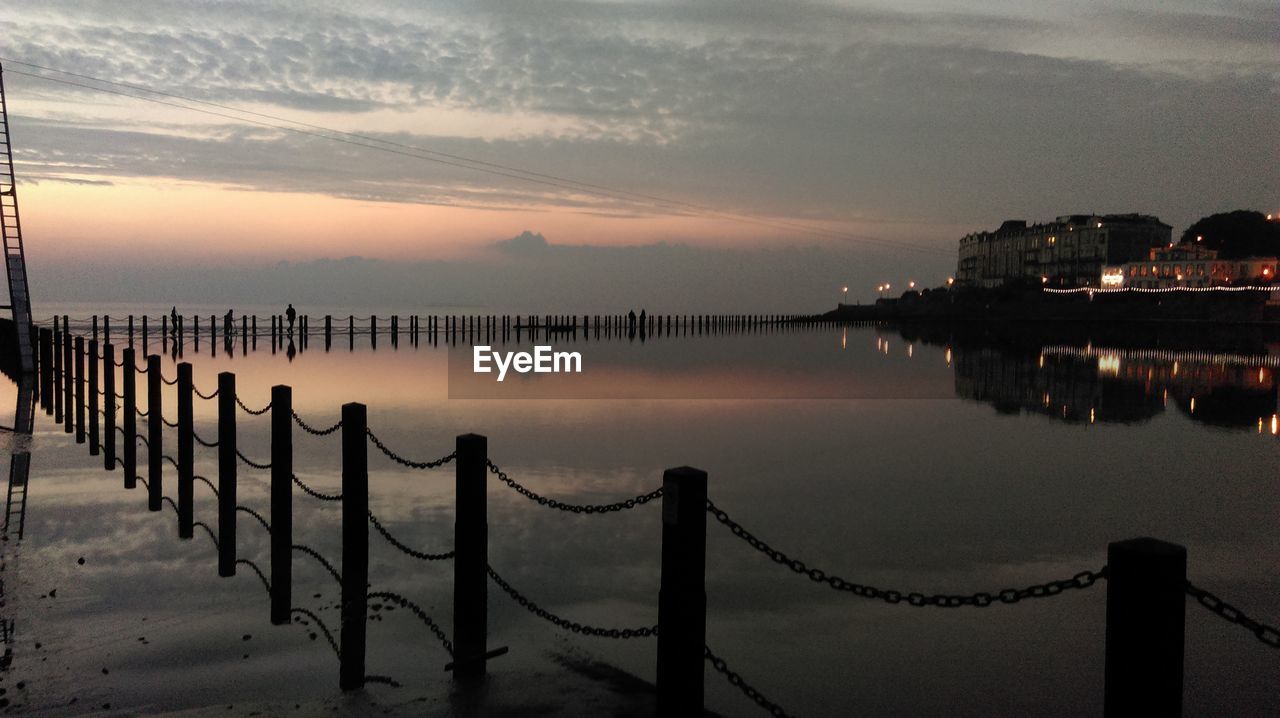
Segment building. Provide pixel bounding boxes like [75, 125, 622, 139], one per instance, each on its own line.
[1106, 245, 1277, 289]
[956, 214, 1171, 288]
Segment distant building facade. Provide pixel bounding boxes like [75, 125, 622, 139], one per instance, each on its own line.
[1106, 245, 1277, 289]
[956, 214, 1171, 288]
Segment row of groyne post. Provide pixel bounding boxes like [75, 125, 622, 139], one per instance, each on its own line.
[19, 319, 1279, 716]
[49, 311, 871, 353]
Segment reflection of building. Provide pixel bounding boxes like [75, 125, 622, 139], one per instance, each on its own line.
[951, 343, 1279, 428]
[956, 214, 1170, 288]
[1106, 245, 1278, 289]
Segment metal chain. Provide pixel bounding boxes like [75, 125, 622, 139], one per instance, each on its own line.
[194, 385, 219, 400]
[235, 449, 272, 470]
[235, 396, 272, 416]
[366, 591, 454, 656]
[194, 475, 219, 497]
[487, 565, 658, 639]
[193, 521, 219, 549]
[162, 416, 179, 429]
[291, 607, 340, 659]
[366, 429, 456, 469]
[293, 411, 341, 436]
[193, 430, 219, 448]
[292, 544, 343, 587]
[704, 645, 795, 718]
[486, 460, 663, 514]
[292, 474, 343, 502]
[236, 505, 271, 534]
[162, 454, 180, 470]
[367, 509, 455, 561]
[1186, 580, 1280, 649]
[707, 499, 1106, 606]
[237, 559, 272, 594]
[161, 375, 178, 386]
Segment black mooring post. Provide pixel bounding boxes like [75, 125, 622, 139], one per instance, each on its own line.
[270, 384, 292, 625]
[1104, 537, 1186, 717]
[103, 342, 116, 470]
[88, 339, 100, 455]
[656, 466, 708, 716]
[370, 315, 377, 349]
[218, 372, 237, 577]
[325, 315, 332, 352]
[63, 329, 73, 433]
[454, 433, 488, 682]
[103, 314, 110, 344]
[340, 402, 368, 691]
[123, 348, 137, 489]
[52, 321, 62, 420]
[177, 362, 194, 539]
[147, 354, 162, 511]
[40, 328, 52, 413]
[74, 336, 86, 444]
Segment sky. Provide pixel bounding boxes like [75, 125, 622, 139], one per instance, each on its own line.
[0, 0, 1276, 308]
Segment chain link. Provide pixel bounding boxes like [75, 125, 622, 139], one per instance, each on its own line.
[236, 505, 271, 534]
[705, 645, 795, 718]
[292, 544, 343, 587]
[707, 499, 1106, 607]
[194, 385, 219, 400]
[487, 565, 658, 639]
[293, 474, 343, 502]
[367, 509, 455, 561]
[194, 475, 218, 497]
[366, 591, 454, 656]
[366, 429, 455, 469]
[291, 607, 340, 659]
[293, 411, 342, 436]
[486, 460, 663, 514]
[193, 430, 218, 448]
[235, 449, 272, 470]
[1186, 580, 1280, 649]
[235, 396, 272, 416]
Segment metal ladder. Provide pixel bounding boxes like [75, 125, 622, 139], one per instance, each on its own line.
[0, 62, 34, 374]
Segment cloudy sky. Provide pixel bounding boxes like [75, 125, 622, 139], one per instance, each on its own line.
[1, 0, 1276, 308]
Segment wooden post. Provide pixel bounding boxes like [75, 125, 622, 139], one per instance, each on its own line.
[142, 315, 148, 348]
[1104, 537, 1186, 717]
[218, 372, 237, 577]
[147, 355, 162, 511]
[88, 339, 100, 455]
[92, 315, 98, 342]
[63, 329, 73, 433]
[454, 433, 488, 682]
[371, 315, 377, 349]
[270, 384, 292, 625]
[123, 348, 137, 489]
[656, 466, 708, 716]
[177, 362, 194, 539]
[74, 336, 86, 444]
[340, 402, 368, 691]
[128, 315, 135, 345]
[103, 315, 111, 344]
[325, 315, 332, 351]
[103, 343, 116, 470]
[40, 328, 52, 413]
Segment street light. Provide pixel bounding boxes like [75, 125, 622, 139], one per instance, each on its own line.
[841, 286, 848, 304]
[908, 280, 916, 290]
[946, 277, 955, 287]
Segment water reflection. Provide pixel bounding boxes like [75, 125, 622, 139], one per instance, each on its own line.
[896, 323, 1280, 432]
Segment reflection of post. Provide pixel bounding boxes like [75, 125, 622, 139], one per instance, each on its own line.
[1105, 537, 1186, 716]
[657, 466, 708, 716]
[218, 372, 236, 577]
[270, 385, 292, 625]
[177, 363, 194, 539]
[39, 328, 51, 414]
[103, 343, 115, 470]
[454, 433, 488, 682]
[62, 330, 72, 434]
[74, 336, 85, 444]
[147, 355, 162, 511]
[88, 339, 99, 456]
[339, 402, 367, 691]
[123, 348, 137, 489]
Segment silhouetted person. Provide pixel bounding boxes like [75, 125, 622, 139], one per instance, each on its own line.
[639, 309, 647, 327]
[286, 304, 297, 334]
[628, 309, 637, 330]
[170, 306, 178, 329]
[224, 309, 234, 336]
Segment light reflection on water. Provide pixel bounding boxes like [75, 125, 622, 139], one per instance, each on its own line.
[5, 321, 1279, 716]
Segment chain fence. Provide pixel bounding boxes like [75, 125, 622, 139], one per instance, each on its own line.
[486, 460, 663, 514]
[236, 505, 271, 534]
[367, 510, 455, 561]
[293, 474, 342, 502]
[707, 499, 1106, 607]
[194, 385, 219, 400]
[235, 396, 272, 416]
[194, 475, 218, 497]
[1186, 581, 1280, 649]
[705, 645, 794, 718]
[366, 429, 455, 469]
[292, 543, 343, 587]
[293, 411, 341, 436]
[487, 565, 657, 639]
[193, 430, 218, 448]
[367, 591, 454, 656]
[235, 449, 272, 470]
[291, 607, 340, 659]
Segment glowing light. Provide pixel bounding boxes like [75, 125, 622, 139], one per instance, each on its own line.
[1196, 235, 1203, 242]
[908, 281, 916, 289]
[907, 344, 914, 358]
[1097, 355, 1121, 376]
[1090, 407, 1096, 424]
[1190, 396, 1196, 414]
[1271, 414, 1278, 435]
[946, 277, 955, 286]
[1041, 276, 1049, 284]
[945, 346, 952, 365]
